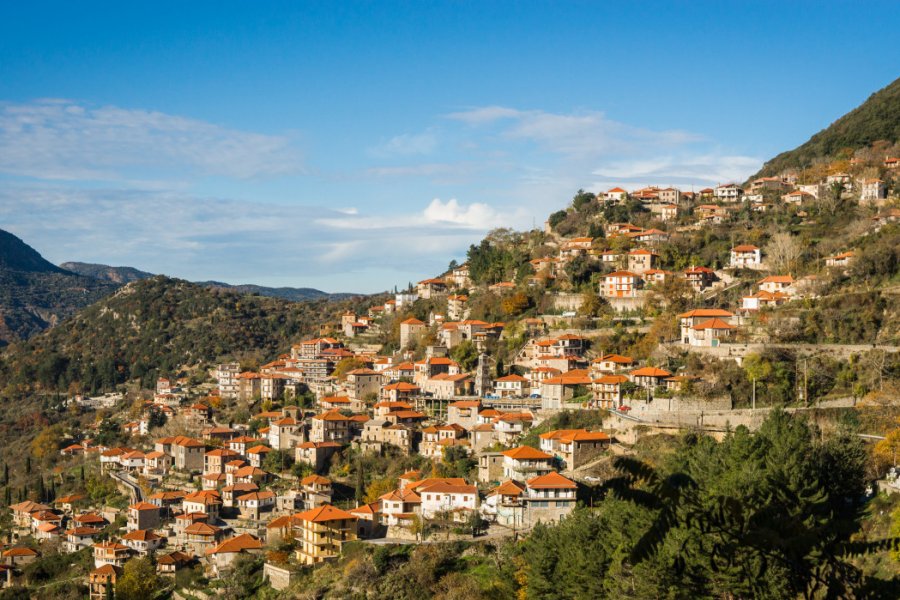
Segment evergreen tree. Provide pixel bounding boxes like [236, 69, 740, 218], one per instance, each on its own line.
[354, 458, 364, 503]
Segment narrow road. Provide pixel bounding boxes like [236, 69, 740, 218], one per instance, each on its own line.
[110, 470, 143, 503]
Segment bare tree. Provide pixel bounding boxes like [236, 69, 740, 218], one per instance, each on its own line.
[818, 181, 844, 216]
[764, 232, 803, 273]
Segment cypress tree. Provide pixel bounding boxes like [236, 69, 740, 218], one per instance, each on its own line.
[354, 459, 364, 502]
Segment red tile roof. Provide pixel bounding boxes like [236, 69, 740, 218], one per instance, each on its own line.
[501, 446, 552, 460]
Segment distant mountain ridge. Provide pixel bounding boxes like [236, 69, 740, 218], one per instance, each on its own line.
[0, 275, 361, 393]
[59, 261, 154, 284]
[60, 261, 358, 301]
[196, 281, 355, 301]
[0, 231, 116, 345]
[0, 230, 362, 345]
[0, 229, 68, 274]
[752, 76, 900, 179]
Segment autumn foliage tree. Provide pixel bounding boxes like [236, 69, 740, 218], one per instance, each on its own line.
[502, 292, 531, 316]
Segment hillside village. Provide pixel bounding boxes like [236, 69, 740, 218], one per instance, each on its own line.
[1, 146, 900, 599]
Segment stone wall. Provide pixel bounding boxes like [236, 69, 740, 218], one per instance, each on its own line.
[550, 293, 586, 311]
[607, 295, 647, 313]
[263, 563, 295, 591]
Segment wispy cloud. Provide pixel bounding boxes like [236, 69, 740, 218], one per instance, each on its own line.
[315, 198, 518, 231]
[592, 153, 762, 188]
[365, 162, 472, 178]
[445, 106, 524, 125]
[0, 186, 512, 291]
[446, 106, 703, 157]
[0, 98, 765, 292]
[0, 99, 303, 181]
[368, 129, 438, 157]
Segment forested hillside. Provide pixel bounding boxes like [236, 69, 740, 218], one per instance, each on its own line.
[0, 276, 360, 397]
[0, 230, 117, 345]
[753, 76, 900, 178]
[59, 261, 154, 284]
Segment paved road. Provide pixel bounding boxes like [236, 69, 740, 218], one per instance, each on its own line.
[110, 470, 143, 503]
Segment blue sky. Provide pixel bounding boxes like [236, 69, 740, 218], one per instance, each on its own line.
[0, 1, 897, 292]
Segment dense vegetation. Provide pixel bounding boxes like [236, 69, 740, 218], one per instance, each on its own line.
[0, 229, 117, 344]
[61, 262, 354, 300]
[521, 411, 883, 599]
[0, 276, 357, 396]
[58, 261, 154, 284]
[754, 76, 900, 178]
[174, 411, 895, 600]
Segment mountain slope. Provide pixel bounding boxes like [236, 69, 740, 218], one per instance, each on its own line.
[0, 275, 358, 393]
[197, 281, 351, 301]
[0, 230, 68, 274]
[61, 261, 352, 301]
[752, 76, 900, 178]
[60, 261, 154, 284]
[0, 230, 117, 345]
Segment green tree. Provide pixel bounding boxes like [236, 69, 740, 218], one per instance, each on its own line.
[332, 357, 369, 380]
[606, 410, 882, 599]
[115, 557, 160, 600]
[262, 449, 294, 474]
[449, 341, 479, 372]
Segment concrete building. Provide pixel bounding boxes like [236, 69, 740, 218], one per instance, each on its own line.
[293, 505, 358, 565]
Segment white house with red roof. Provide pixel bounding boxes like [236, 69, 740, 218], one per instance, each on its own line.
[758, 275, 795, 295]
[493, 374, 529, 398]
[414, 479, 479, 519]
[678, 308, 735, 343]
[601, 271, 643, 298]
[501, 446, 554, 480]
[482, 480, 527, 527]
[605, 187, 628, 202]
[824, 251, 855, 268]
[525, 472, 578, 522]
[591, 353, 634, 374]
[730, 245, 761, 269]
[860, 178, 886, 203]
[687, 317, 736, 347]
[714, 183, 743, 201]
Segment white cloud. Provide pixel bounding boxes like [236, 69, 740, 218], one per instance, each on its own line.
[365, 163, 471, 178]
[593, 153, 763, 187]
[422, 198, 501, 228]
[316, 197, 513, 232]
[0, 186, 509, 292]
[0, 99, 303, 181]
[445, 106, 703, 157]
[369, 129, 438, 157]
[445, 106, 524, 125]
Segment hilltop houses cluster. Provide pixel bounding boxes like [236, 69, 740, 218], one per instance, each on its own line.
[6, 372, 616, 595]
[4, 164, 898, 596]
